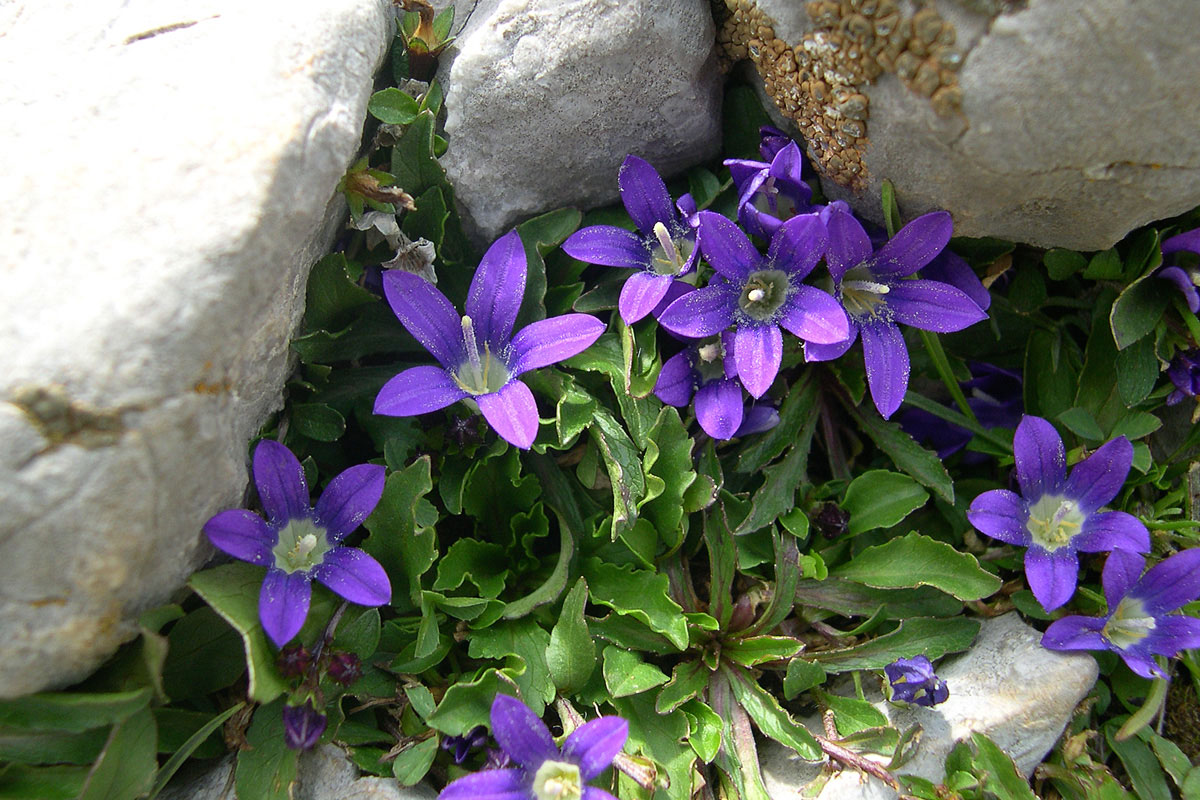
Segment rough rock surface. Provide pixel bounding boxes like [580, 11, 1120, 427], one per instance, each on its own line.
[760, 613, 1098, 799]
[0, 0, 391, 697]
[159, 744, 437, 800]
[735, 0, 1200, 250]
[435, 0, 723, 244]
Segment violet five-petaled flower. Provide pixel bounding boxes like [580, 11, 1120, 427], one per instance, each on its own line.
[654, 332, 744, 439]
[725, 139, 816, 239]
[1042, 548, 1200, 679]
[1157, 227, 1200, 314]
[562, 155, 701, 324]
[1166, 349, 1200, 406]
[657, 211, 849, 399]
[966, 415, 1151, 612]
[804, 204, 988, 419]
[884, 655, 949, 707]
[203, 440, 391, 647]
[374, 229, 606, 450]
[438, 695, 628, 800]
[283, 700, 328, 751]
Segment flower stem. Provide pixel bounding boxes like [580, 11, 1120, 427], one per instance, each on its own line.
[1115, 672, 1169, 741]
[918, 330, 979, 426]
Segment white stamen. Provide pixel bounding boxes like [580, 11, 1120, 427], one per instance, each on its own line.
[296, 534, 318, 560]
[653, 221, 676, 259]
[461, 315, 482, 370]
[748, 288, 766, 303]
[697, 342, 721, 362]
[842, 279, 891, 295]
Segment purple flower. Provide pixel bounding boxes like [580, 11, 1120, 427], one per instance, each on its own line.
[805, 205, 988, 419]
[1042, 548, 1200, 679]
[1166, 349, 1200, 405]
[725, 140, 816, 239]
[438, 695, 628, 800]
[442, 725, 489, 765]
[756, 125, 793, 161]
[884, 656, 949, 707]
[203, 440, 390, 647]
[967, 416, 1150, 612]
[562, 155, 701, 324]
[1159, 228, 1200, 314]
[654, 333, 744, 439]
[900, 362, 1022, 458]
[283, 700, 327, 751]
[327, 652, 363, 687]
[657, 211, 849, 399]
[374, 230, 606, 450]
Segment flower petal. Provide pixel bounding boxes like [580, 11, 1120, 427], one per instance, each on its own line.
[1063, 436, 1133, 512]
[1117, 649, 1166, 680]
[698, 211, 759, 281]
[804, 322, 858, 362]
[1025, 547, 1079, 612]
[1013, 415, 1066, 501]
[1161, 227, 1200, 256]
[313, 547, 391, 606]
[477, 380, 541, 449]
[382, 270, 466, 369]
[314, 463, 386, 543]
[562, 225, 649, 268]
[1041, 615, 1107, 652]
[489, 695, 558, 770]
[767, 214, 826, 280]
[695, 378, 744, 440]
[1156, 266, 1200, 313]
[467, 229, 526, 346]
[582, 788, 621, 800]
[778, 285, 850, 344]
[374, 365, 468, 417]
[922, 250, 991, 311]
[508, 314, 607, 377]
[824, 206, 872, 282]
[1131, 547, 1200, 616]
[1076, 511, 1149, 555]
[657, 284, 737, 338]
[724, 157, 768, 190]
[1144, 616, 1200, 657]
[885, 280, 987, 333]
[860, 320, 909, 419]
[204, 510, 275, 565]
[438, 768, 528, 800]
[259, 569, 312, 647]
[618, 271, 673, 324]
[619, 155, 676, 234]
[967, 490, 1031, 546]
[253, 440, 310, 525]
[870, 211, 953, 277]
[563, 716, 629, 781]
[733, 324, 783, 399]
[1100, 548, 1146, 612]
[654, 351, 696, 407]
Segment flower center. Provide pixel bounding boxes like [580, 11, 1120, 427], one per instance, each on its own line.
[649, 222, 694, 276]
[532, 760, 583, 800]
[753, 176, 798, 220]
[453, 315, 510, 395]
[272, 517, 331, 574]
[693, 336, 728, 383]
[840, 268, 891, 320]
[738, 269, 790, 321]
[1103, 597, 1157, 650]
[1025, 494, 1085, 552]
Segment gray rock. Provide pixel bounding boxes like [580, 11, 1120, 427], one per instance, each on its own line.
[760, 613, 1098, 799]
[434, 0, 723, 244]
[732, 0, 1200, 250]
[159, 745, 437, 800]
[0, 0, 391, 696]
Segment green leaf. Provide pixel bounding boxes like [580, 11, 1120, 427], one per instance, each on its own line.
[833, 533, 1000, 600]
[333, 608, 381, 660]
[501, 524, 574, 620]
[794, 579, 962, 620]
[392, 737, 438, 786]
[842, 470, 929, 535]
[782, 659, 826, 699]
[1058, 406, 1105, 441]
[1044, 249, 1087, 281]
[189, 563, 288, 703]
[1106, 722, 1171, 800]
[810, 617, 979, 673]
[656, 660, 711, 714]
[723, 665, 820, 759]
[468, 619, 553, 713]
[291, 402, 346, 442]
[602, 646, 670, 698]
[368, 87, 420, 124]
[303, 253, 375, 334]
[811, 690, 887, 736]
[680, 700, 722, 763]
[587, 408, 645, 541]
[162, 606, 245, 700]
[78, 707, 156, 800]
[0, 689, 150, 734]
[432, 5, 454, 41]
[1116, 335, 1159, 406]
[721, 84, 773, 160]
[735, 388, 819, 535]
[686, 167, 723, 210]
[433, 540, 508, 598]
[546, 578, 595, 695]
[1111, 271, 1170, 349]
[971, 733, 1037, 800]
[427, 670, 508, 736]
[0, 727, 107, 765]
[1084, 248, 1123, 280]
[846, 405, 954, 503]
[583, 558, 688, 650]
[0, 764, 89, 799]
[234, 700, 299, 800]
[1109, 410, 1162, 441]
[1025, 327, 1078, 420]
[723, 636, 803, 667]
[146, 704, 244, 800]
[736, 370, 820, 474]
[638, 406, 697, 549]
[363, 457, 438, 609]
[880, 180, 901, 238]
[390, 111, 446, 198]
[1147, 731, 1192, 791]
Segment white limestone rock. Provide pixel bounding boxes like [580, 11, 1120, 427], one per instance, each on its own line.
[434, 0, 723, 244]
[760, 613, 1098, 799]
[0, 0, 391, 696]
[746, 0, 1200, 250]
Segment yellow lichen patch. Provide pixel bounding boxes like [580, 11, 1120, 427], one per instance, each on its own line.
[13, 385, 125, 450]
[717, 0, 966, 190]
